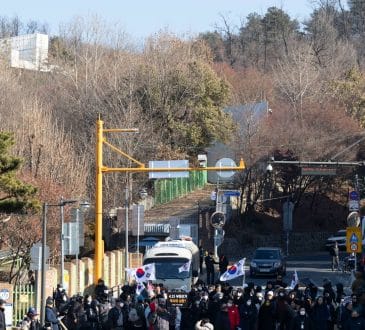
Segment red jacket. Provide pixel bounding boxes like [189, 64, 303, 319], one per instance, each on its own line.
[228, 304, 240, 330]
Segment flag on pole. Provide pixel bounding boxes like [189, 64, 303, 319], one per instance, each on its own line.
[136, 282, 145, 295]
[220, 258, 246, 281]
[128, 263, 156, 283]
[178, 260, 191, 273]
[290, 270, 299, 289]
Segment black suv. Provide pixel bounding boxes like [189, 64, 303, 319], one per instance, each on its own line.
[249, 247, 286, 277]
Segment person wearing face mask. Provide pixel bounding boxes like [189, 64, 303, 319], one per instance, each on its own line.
[234, 289, 244, 307]
[108, 298, 125, 330]
[310, 296, 330, 330]
[95, 278, 109, 304]
[290, 307, 313, 330]
[215, 303, 231, 329]
[337, 301, 353, 329]
[79, 295, 99, 329]
[255, 292, 264, 310]
[323, 292, 336, 330]
[208, 292, 222, 328]
[155, 297, 170, 329]
[344, 309, 365, 330]
[239, 298, 258, 330]
[53, 283, 68, 313]
[198, 293, 210, 319]
[227, 298, 240, 330]
[276, 290, 295, 330]
[257, 293, 276, 330]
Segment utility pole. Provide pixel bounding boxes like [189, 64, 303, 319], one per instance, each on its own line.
[93, 119, 245, 284]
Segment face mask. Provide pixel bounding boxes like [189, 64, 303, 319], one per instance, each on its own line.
[198, 286, 202, 291]
[58, 287, 63, 291]
[237, 293, 242, 297]
[195, 301, 200, 307]
[227, 303, 233, 307]
[119, 303, 124, 308]
[300, 311, 305, 316]
[247, 301, 252, 306]
[203, 295, 208, 301]
[87, 299, 92, 304]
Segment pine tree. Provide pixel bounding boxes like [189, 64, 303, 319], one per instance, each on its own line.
[0, 132, 39, 213]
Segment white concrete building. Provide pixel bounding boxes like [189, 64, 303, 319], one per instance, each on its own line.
[0, 33, 49, 71]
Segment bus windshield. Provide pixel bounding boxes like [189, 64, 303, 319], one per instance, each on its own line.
[144, 257, 191, 279]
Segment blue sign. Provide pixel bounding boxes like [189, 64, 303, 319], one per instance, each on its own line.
[223, 191, 240, 197]
[350, 233, 359, 243]
[350, 191, 359, 201]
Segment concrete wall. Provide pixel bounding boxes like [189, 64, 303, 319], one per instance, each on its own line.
[44, 249, 142, 296]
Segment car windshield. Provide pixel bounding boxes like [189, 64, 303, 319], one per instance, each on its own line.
[144, 257, 191, 279]
[254, 250, 279, 260]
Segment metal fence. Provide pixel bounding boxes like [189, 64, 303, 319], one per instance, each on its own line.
[154, 171, 207, 205]
[13, 284, 35, 325]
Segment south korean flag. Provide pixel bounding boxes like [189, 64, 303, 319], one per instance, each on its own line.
[178, 260, 191, 273]
[220, 258, 246, 281]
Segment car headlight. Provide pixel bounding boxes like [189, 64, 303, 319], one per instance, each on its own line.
[250, 262, 257, 267]
[274, 262, 281, 268]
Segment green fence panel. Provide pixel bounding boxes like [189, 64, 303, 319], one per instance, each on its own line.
[13, 284, 35, 326]
[154, 171, 207, 205]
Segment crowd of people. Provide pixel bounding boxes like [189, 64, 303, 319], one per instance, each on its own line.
[15, 270, 365, 330]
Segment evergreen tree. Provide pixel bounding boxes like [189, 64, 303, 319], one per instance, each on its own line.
[0, 132, 39, 213]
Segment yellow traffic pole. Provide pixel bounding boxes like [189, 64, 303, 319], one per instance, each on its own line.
[94, 119, 103, 283]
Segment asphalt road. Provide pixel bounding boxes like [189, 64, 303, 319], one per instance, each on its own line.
[202, 252, 355, 293]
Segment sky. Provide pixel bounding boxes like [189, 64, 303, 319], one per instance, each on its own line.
[2, 0, 319, 40]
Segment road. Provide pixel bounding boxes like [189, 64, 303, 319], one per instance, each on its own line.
[203, 252, 355, 293]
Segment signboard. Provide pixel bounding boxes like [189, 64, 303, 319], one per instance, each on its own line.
[71, 208, 84, 247]
[131, 204, 145, 236]
[346, 227, 362, 253]
[223, 190, 240, 197]
[30, 243, 50, 271]
[148, 160, 189, 179]
[301, 167, 336, 176]
[167, 292, 188, 307]
[283, 201, 294, 232]
[349, 200, 360, 212]
[349, 190, 360, 212]
[4, 303, 12, 327]
[63, 222, 80, 255]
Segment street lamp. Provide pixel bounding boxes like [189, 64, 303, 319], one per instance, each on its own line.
[60, 198, 78, 288]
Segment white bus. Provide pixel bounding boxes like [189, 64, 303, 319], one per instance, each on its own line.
[143, 237, 199, 291]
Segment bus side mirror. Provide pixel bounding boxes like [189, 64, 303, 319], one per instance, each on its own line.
[192, 270, 198, 277]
